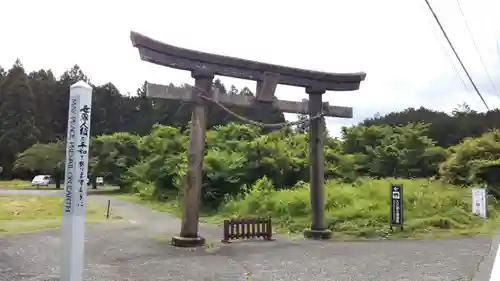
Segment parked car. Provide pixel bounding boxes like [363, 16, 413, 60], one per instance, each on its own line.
[96, 177, 104, 186]
[31, 175, 51, 186]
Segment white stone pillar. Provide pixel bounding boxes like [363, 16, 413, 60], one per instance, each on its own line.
[60, 81, 92, 281]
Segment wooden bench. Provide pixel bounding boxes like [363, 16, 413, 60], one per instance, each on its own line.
[222, 217, 274, 243]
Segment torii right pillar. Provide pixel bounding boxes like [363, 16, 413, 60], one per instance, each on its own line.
[303, 86, 332, 240]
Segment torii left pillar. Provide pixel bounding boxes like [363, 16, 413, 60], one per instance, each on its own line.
[303, 86, 332, 240]
[171, 70, 214, 247]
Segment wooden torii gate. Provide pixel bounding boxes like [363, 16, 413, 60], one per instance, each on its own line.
[130, 31, 366, 247]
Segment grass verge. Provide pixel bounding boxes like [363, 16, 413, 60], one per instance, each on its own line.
[0, 195, 118, 235]
[116, 193, 183, 217]
[115, 177, 500, 240]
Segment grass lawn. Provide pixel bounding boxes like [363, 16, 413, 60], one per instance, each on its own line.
[116, 178, 500, 240]
[0, 180, 117, 191]
[0, 195, 116, 235]
[0, 180, 31, 188]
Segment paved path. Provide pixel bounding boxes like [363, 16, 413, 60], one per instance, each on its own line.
[0, 189, 63, 196]
[472, 233, 499, 281]
[0, 190, 498, 280]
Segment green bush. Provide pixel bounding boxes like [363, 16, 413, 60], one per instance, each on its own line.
[82, 121, 500, 238]
[118, 125, 186, 196]
[86, 122, 500, 212]
[89, 132, 142, 186]
[440, 130, 500, 185]
[218, 178, 499, 238]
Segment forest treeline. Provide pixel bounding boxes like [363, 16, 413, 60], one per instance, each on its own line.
[3, 60, 500, 196]
[0, 60, 285, 177]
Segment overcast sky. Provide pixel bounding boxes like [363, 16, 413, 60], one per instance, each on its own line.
[1, 0, 499, 136]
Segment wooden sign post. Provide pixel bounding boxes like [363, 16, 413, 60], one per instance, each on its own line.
[130, 31, 366, 246]
[390, 184, 404, 231]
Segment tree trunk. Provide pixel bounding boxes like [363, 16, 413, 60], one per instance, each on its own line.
[53, 169, 62, 189]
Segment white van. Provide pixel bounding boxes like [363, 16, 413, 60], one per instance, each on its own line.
[31, 175, 51, 186]
[96, 177, 104, 186]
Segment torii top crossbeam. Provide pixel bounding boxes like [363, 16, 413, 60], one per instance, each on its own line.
[130, 31, 366, 92]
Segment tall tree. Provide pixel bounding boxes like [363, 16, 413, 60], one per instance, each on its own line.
[51, 65, 91, 140]
[0, 60, 39, 176]
[29, 69, 57, 142]
[13, 142, 65, 188]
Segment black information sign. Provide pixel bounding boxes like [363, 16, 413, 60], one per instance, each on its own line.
[390, 184, 403, 230]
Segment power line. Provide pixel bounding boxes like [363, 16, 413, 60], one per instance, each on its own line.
[447, 52, 471, 95]
[497, 40, 500, 64]
[423, 0, 490, 110]
[423, 5, 470, 95]
[432, 25, 470, 95]
[455, 0, 500, 98]
[422, 1, 470, 96]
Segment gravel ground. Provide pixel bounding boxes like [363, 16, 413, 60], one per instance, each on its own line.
[0, 191, 497, 281]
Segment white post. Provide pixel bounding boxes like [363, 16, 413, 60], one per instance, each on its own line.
[490, 245, 500, 281]
[472, 187, 488, 219]
[60, 81, 92, 281]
